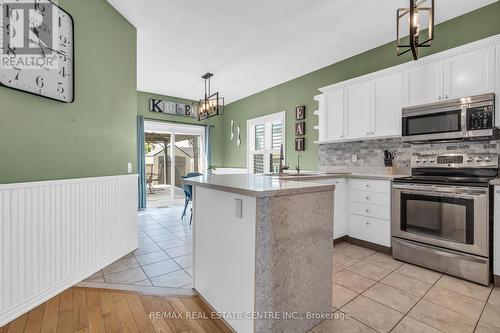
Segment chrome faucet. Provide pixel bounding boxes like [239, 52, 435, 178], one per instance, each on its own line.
[296, 154, 303, 173]
[279, 144, 289, 174]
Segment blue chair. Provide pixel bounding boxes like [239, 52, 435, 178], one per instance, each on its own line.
[181, 172, 203, 224]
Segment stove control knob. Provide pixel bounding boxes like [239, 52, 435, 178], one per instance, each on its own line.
[422, 159, 428, 163]
[475, 157, 483, 162]
[485, 156, 493, 162]
[415, 159, 421, 164]
[429, 159, 435, 163]
[466, 157, 473, 162]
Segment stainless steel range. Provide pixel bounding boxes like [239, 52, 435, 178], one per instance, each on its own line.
[392, 153, 498, 285]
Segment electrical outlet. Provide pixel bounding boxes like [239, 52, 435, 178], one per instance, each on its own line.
[351, 154, 358, 163]
[127, 162, 132, 173]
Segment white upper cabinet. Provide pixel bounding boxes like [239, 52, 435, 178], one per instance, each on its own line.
[316, 35, 500, 143]
[403, 62, 443, 107]
[372, 73, 403, 137]
[443, 46, 495, 100]
[324, 89, 344, 141]
[344, 82, 372, 139]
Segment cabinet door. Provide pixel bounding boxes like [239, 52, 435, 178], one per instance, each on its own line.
[372, 73, 402, 137]
[344, 82, 372, 139]
[495, 187, 500, 276]
[443, 46, 495, 100]
[324, 89, 344, 141]
[497, 45, 500, 128]
[403, 62, 443, 106]
[333, 180, 347, 239]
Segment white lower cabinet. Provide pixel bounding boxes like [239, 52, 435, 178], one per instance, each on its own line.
[312, 177, 392, 246]
[307, 178, 347, 239]
[347, 214, 391, 247]
[494, 187, 500, 277]
[347, 179, 391, 247]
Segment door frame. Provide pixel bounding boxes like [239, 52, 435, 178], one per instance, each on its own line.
[144, 120, 206, 199]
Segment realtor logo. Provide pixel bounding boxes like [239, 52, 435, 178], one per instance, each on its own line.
[1, 0, 58, 69]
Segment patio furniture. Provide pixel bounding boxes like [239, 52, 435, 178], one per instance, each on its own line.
[181, 172, 203, 224]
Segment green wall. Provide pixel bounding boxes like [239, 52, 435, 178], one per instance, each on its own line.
[222, 2, 500, 170]
[137, 91, 224, 167]
[0, 0, 137, 184]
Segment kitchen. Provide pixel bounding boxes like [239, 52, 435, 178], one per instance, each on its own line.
[1, 1, 500, 333]
[185, 16, 500, 333]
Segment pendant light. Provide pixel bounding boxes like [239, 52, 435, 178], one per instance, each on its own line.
[397, 0, 434, 60]
[198, 73, 224, 121]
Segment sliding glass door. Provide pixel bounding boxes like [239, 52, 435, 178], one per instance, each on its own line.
[144, 120, 206, 207]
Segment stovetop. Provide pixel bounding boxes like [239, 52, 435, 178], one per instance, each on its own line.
[394, 153, 499, 187]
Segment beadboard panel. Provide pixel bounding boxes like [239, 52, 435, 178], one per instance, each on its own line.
[0, 174, 138, 326]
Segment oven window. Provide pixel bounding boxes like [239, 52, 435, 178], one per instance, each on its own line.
[400, 193, 474, 244]
[403, 110, 462, 136]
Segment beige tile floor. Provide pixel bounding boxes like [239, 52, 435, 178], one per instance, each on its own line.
[311, 242, 500, 333]
[82, 206, 500, 333]
[82, 204, 194, 289]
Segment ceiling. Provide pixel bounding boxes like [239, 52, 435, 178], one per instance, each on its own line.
[107, 0, 496, 104]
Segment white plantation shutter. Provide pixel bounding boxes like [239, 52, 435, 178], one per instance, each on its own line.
[247, 111, 285, 174]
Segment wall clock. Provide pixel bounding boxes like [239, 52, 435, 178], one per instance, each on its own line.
[0, 1, 74, 103]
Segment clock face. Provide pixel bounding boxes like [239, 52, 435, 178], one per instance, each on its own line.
[0, 1, 74, 103]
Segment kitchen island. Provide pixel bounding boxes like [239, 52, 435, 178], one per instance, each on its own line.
[184, 174, 335, 333]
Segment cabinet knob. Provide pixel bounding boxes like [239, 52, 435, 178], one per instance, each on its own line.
[445, 95, 449, 99]
[366, 197, 370, 200]
[366, 132, 370, 135]
[366, 222, 370, 225]
[438, 96, 442, 100]
[365, 209, 370, 213]
[366, 184, 370, 187]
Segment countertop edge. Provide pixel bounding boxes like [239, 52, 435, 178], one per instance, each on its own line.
[183, 179, 335, 198]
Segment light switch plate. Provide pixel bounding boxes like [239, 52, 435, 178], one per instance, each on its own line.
[127, 163, 132, 173]
[351, 154, 358, 163]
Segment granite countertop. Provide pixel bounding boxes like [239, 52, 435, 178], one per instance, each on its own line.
[183, 174, 336, 198]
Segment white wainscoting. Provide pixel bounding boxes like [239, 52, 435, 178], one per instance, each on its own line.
[0, 174, 139, 326]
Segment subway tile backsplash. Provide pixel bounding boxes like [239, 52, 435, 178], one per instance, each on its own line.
[318, 138, 500, 175]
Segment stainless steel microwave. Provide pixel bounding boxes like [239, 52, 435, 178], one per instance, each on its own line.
[402, 93, 495, 142]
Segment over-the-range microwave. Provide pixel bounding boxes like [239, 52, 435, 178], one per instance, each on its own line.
[401, 93, 495, 142]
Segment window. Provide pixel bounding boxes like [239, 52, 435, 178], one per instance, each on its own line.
[247, 111, 285, 174]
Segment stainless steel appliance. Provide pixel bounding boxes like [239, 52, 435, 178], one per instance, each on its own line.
[392, 153, 498, 285]
[402, 93, 495, 142]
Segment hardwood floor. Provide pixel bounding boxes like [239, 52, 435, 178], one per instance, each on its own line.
[0, 287, 232, 333]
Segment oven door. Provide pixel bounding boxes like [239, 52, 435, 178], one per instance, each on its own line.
[402, 105, 467, 142]
[392, 183, 489, 257]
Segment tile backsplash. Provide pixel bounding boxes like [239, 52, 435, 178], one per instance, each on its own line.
[318, 138, 500, 175]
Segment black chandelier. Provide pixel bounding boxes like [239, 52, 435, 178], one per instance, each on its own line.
[397, 0, 434, 60]
[198, 73, 224, 121]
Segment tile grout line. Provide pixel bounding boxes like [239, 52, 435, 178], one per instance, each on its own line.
[389, 274, 447, 333]
[335, 243, 450, 332]
[471, 286, 495, 332]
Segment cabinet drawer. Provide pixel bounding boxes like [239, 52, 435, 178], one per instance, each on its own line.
[348, 214, 391, 247]
[349, 179, 390, 193]
[349, 190, 390, 207]
[348, 202, 390, 220]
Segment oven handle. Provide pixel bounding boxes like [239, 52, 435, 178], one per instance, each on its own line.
[393, 238, 488, 264]
[392, 184, 488, 198]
